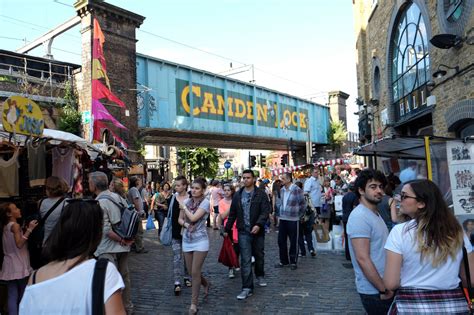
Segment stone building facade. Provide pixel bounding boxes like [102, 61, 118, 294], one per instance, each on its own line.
[353, 0, 473, 142]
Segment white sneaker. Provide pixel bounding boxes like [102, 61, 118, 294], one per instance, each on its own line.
[257, 277, 267, 287]
[228, 269, 235, 279]
[237, 288, 253, 300]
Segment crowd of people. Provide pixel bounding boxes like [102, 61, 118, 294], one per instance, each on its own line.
[1, 164, 473, 314]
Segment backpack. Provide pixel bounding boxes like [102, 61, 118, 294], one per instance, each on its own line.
[97, 195, 140, 240]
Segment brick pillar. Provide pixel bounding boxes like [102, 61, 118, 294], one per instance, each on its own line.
[328, 90, 350, 126]
[74, 0, 144, 155]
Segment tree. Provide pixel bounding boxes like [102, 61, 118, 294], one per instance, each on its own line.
[57, 81, 81, 135]
[328, 119, 347, 156]
[177, 147, 220, 179]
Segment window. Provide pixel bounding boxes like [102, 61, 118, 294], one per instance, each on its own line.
[390, 3, 430, 121]
[437, 0, 473, 35]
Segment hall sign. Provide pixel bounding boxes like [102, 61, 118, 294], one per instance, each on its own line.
[2, 96, 44, 136]
[176, 79, 308, 131]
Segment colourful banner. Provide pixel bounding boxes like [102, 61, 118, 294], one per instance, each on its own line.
[93, 120, 128, 148]
[92, 99, 127, 129]
[92, 79, 125, 108]
[92, 59, 110, 89]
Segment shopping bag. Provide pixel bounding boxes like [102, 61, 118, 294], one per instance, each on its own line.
[146, 214, 155, 230]
[313, 223, 330, 243]
[218, 236, 239, 268]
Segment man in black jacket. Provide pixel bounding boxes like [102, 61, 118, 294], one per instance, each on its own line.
[225, 169, 271, 300]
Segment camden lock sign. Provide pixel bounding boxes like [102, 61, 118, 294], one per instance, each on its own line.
[2, 96, 44, 137]
[176, 79, 308, 131]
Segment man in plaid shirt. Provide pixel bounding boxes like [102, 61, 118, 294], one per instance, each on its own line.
[275, 172, 306, 270]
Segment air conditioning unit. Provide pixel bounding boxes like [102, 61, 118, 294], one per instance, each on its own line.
[427, 95, 436, 107]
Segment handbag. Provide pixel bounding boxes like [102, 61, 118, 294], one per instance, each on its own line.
[462, 245, 474, 314]
[159, 195, 174, 246]
[218, 236, 239, 268]
[146, 214, 155, 230]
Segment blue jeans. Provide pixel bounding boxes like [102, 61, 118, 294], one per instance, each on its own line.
[7, 277, 28, 315]
[238, 231, 265, 290]
[359, 293, 393, 315]
[278, 220, 299, 265]
[155, 211, 166, 238]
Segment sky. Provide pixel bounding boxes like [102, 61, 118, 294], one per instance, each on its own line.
[0, 0, 359, 132]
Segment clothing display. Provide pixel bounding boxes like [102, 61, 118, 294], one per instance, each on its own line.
[52, 146, 75, 188]
[27, 140, 47, 187]
[0, 148, 20, 197]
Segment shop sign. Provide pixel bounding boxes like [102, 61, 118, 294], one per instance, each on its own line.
[2, 96, 44, 136]
[82, 110, 91, 124]
[176, 79, 308, 131]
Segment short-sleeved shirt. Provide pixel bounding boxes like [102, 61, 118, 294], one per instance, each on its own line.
[241, 189, 254, 230]
[183, 198, 210, 246]
[304, 176, 322, 207]
[347, 204, 389, 294]
[95, 191, 130, 256]
[40, 197, 67, 244]
[127, 187, 143, 213]
[385, 220, 472, 290]
[19, 259, 124, 315]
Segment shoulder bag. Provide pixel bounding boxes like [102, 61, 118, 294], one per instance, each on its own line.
[92, 258, 108, 315]
[29, 197, 65, 249]
[160, 194, 174, 246]
[463, 245, 474, 314]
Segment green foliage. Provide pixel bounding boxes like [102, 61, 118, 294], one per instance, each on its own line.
[134, 139, 146, 157]
[217, 168, 234, 180]
[57, 81, 81, 135]
[328, 119, 347, 155]
[178, 147, 220, 179]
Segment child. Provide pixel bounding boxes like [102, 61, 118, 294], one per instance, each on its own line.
[0, 202, 38, 315]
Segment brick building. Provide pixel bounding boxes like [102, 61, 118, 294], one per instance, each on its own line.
[353, 0, 473, 142]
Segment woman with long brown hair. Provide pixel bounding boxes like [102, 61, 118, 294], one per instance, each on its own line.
[384, 179, 473, 313]
[178, 177, 211, 314]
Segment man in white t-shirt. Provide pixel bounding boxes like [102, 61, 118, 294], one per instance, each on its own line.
[89, 171, 134, 314]
[346, 169, 393, 315]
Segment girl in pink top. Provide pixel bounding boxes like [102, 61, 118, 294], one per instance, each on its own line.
[0, 202, 38, 315]
[218, 184, 239, 279]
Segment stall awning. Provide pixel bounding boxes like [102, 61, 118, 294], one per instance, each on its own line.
[353, 135, 454, 159]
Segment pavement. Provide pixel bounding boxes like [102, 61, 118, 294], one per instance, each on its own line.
[128, 223, 365, 314]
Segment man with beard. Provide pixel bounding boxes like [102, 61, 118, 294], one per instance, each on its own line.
[347, 169, 393, 315]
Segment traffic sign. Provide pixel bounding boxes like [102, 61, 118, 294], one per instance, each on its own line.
[224, 160, 232, 169]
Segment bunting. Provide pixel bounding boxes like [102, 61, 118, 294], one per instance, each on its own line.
[91, 18, 128, 147]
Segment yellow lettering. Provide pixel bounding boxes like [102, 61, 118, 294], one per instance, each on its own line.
[283, 110, 291, 127]
[181, 85, 201, 116]
[234, 99, 246, 118]
[299, 113, 307, 128]
[246, 101, 254, 119]
[201, 92, 217, 114]
[274, 103, 279, 127]
[291, 112, 298, 127]
[227, 97, 234, 117]
[256, 103, 268, 122]
[216, 95, 225, 115]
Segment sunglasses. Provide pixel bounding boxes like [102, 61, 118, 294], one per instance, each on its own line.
[400, 193, 418, 201]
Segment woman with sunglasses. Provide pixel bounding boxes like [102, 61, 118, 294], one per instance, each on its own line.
[178, 177, 211, 314]
[19, 200, 126, 314]
[383, 179, 473, 314]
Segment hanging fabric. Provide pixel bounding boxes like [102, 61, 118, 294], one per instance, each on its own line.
[0, 147, 19, 197]
[52, 145, 75, 188]
[27, 139, 47, 187]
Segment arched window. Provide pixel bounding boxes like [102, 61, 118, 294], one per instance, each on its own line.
[390, 3, 430, 121]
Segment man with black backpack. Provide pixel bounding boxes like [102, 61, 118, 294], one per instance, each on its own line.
[89, 171, 134, 314]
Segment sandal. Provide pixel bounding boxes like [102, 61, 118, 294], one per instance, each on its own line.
[184, 278, 192, 287]
[174, 284, 181, 296]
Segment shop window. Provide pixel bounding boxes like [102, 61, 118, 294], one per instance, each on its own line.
[390, 2, 430, 121]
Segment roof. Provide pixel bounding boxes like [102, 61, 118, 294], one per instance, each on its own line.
[353, 135, 456, 159]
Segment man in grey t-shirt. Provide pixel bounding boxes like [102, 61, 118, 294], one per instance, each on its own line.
[127, 176, 147, 253]
[346, 169, 392, 315]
